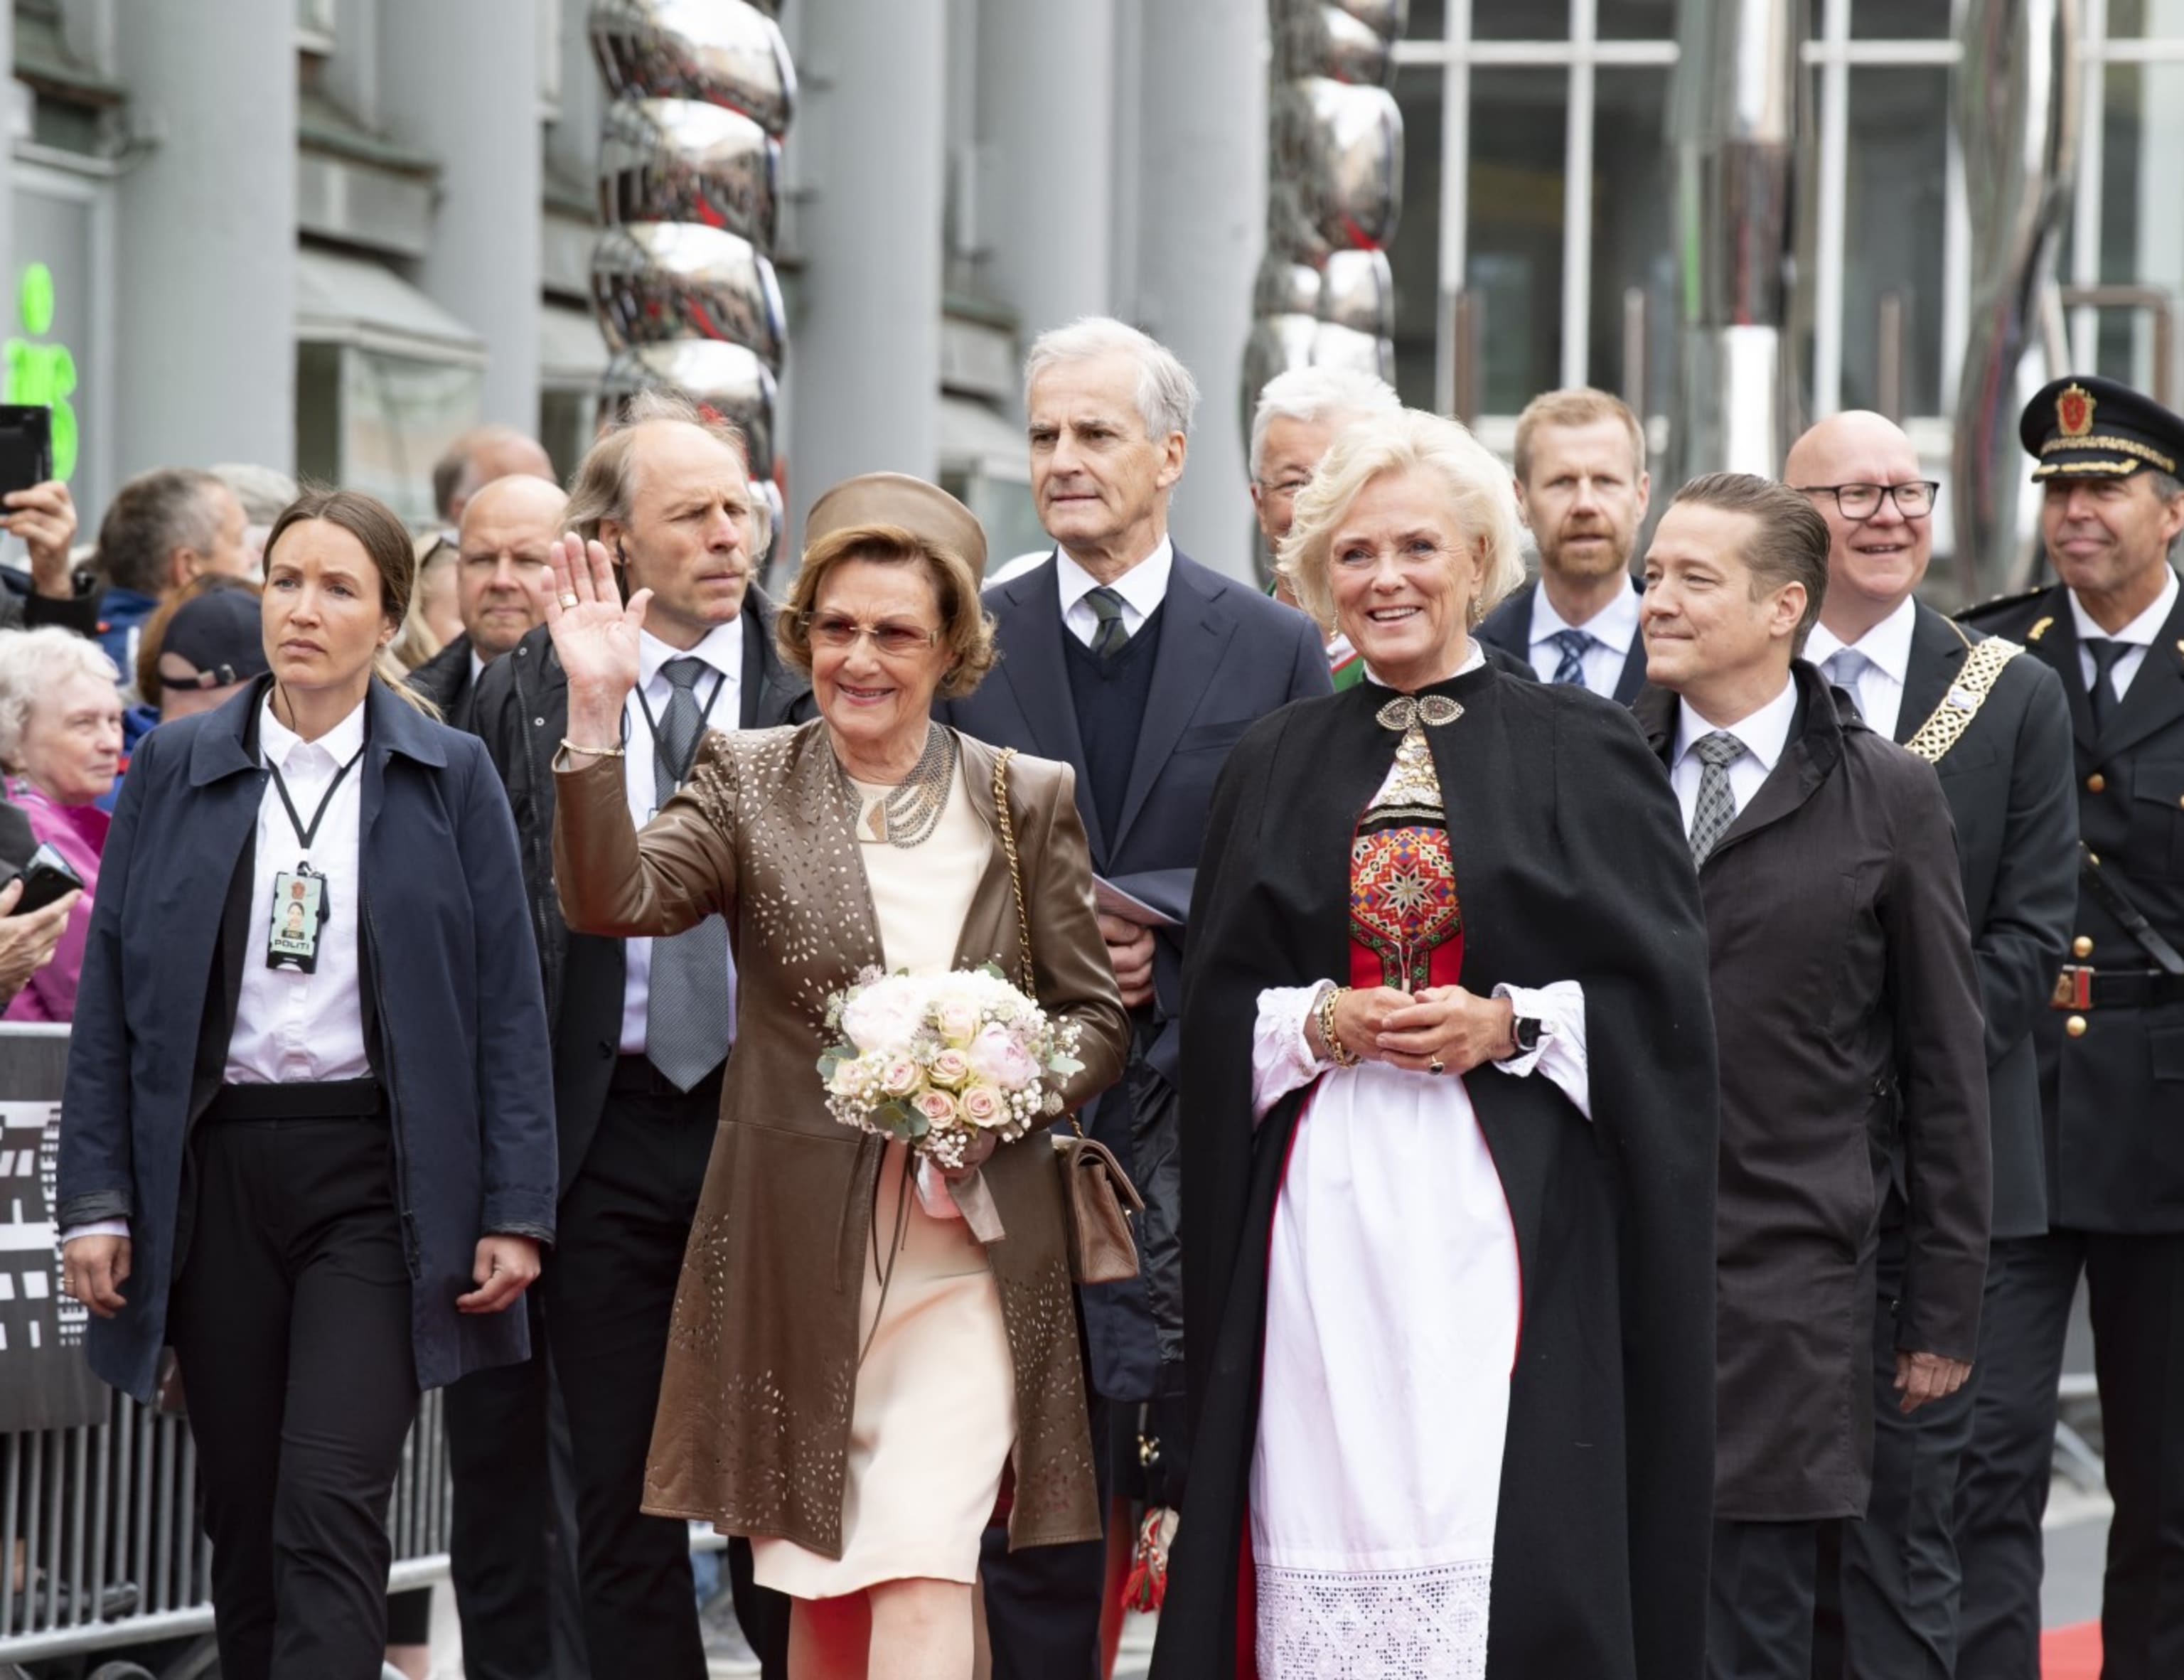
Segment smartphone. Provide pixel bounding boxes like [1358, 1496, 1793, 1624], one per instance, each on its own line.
[9, 842, 82, 915]
[0, 407, 52, 501]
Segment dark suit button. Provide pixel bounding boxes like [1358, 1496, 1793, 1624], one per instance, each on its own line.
[2087, 772, 2107, 793]
[2073, 936, 2094, 958]
[599, 1041, 614, 1059]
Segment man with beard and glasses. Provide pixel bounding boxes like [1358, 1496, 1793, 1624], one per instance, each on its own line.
[1479, 387, 1652, 702]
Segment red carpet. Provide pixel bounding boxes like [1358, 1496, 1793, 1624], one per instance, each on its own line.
[2043, 1620, 2101, 1678]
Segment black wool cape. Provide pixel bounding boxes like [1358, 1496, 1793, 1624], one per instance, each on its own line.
[1150, 663, 1720, 1680]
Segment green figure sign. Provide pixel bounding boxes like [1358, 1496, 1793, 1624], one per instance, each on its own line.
[4, 264, 77, 481]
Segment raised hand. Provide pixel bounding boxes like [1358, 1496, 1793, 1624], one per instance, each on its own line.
[543, 533, 653, 746]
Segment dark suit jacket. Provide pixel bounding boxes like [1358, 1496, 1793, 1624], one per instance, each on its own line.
[1634, 663, 1990, 1519]
[408, 632, 480, 734]
[471, 593, 813, 1196]
[1960, 576, 2184, 1234]
[937, 547, 1329, 1401]
[1870, 604, 2076, 1239]
[1477, 577, 1648, 703]
[0, 797, 33, 880]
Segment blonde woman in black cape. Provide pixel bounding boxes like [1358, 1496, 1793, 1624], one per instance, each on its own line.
[1152, 410, 1719, 1680]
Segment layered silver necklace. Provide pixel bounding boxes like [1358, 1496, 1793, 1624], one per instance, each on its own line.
[840, 722, 959, 847]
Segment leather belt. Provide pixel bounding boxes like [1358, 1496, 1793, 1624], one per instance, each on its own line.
[2051, 965, 2184, 1011]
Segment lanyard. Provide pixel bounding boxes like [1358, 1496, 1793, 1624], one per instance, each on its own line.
[266, 745, 364, 856]
[629, 663, 729, 792]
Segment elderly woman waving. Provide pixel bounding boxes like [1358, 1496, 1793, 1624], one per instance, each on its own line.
[1152, 410, 1720, 1680]
[547, 472, 1129, 1680]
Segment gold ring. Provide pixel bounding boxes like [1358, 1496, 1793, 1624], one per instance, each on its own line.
[557, 592, 580, 609]
[1427, 1056, 1445, 1076]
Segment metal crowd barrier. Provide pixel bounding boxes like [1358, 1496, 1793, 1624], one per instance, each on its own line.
[0, 1389, 449, 1663]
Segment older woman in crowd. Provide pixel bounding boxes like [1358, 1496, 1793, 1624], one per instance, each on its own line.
[547, 471, 1129, 1680]
[1152, 410, 1719, 1680]
[0, 626, 123, 1020]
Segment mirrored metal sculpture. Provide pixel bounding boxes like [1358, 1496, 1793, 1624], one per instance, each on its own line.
[592, 0, 794, 498]
[1950, 0, 2077, 599]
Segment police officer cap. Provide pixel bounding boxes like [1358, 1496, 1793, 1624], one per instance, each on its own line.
[803, 473, 987, 574]
[2020, 373, 2184, 483]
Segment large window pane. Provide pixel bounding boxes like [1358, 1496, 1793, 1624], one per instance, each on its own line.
[1591, 69, 1674, 422]
[2095, 58, 2184, 397]
[1467, 68, 1565, 413]
[1472, 0, 1565, 41]
[2104, 0, 2184, 39]
[1840, 68, 1949, 416]
[1848, 0, 1952, 38]
[1393, 64, 1446, 410]
[1406, 0, 1447, 43]
[1598, 0, 1677, 43]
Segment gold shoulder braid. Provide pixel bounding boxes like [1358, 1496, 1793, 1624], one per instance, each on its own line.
[1901, 636, 2023, 764]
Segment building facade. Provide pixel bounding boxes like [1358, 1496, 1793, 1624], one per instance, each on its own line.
[1, 0, 2180, 584]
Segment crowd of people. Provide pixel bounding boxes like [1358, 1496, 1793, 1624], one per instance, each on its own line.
[0, 309, 2161, 1680]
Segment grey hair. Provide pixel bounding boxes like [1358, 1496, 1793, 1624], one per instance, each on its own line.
[1024, 316, 1201, 447]
[0, 627, 119, 771]
[210, 463, 301, 527]
[2152, 470, 2184, 565]
[1248, 365, 1401, 479]
[94, 468, 230, 597]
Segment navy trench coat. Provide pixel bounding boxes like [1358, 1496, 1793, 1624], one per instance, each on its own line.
[57, 677, 557, 1402]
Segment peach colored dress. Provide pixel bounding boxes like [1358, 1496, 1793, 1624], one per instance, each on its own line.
[749, 776, 1019, 1597]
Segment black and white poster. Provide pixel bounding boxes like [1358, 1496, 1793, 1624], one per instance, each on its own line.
[0, 1027, 107, 1432]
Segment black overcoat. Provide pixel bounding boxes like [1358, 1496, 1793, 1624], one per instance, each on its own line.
[1632, 661, 1991, 1521]
[1153, 662, 1720, 1680]
[55, 677, 559, 1402]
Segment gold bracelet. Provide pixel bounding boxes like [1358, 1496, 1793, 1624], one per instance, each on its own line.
[1317, 984, 1359, 1067]
[560, 738, 626, 759]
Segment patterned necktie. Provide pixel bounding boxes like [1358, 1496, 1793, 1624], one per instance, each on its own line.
[1687, 731, 1747, 869]
[646, 657, 732, 1091]
[1086, 587, 1132, 660]
[2084, 637, 2128, 734]
[1547, 628, 1594, 686]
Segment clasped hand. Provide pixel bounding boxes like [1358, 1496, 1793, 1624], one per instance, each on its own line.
[1315, 984, 1515, 1076]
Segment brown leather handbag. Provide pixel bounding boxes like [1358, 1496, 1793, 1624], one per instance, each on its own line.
[990, 749, 1144, 1285]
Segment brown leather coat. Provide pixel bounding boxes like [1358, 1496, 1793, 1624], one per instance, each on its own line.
[552, 721, 1130, 1556]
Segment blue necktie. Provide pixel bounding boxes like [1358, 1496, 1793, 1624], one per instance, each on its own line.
[1547, 628, 1593, 686]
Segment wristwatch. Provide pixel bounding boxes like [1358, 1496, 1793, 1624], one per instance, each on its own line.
[1502, 1015, 1544, 1061]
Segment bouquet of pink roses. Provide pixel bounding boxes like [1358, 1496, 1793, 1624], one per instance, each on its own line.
[818, 964, 1083, 1179]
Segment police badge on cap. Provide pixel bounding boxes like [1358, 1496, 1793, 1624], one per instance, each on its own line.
[2020, 373, 2184, 481]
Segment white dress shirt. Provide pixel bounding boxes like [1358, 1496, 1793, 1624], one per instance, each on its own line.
[1055, 538, 1173, 648]
[2070, 564, 2180, 708]
[1670, 675, 1800, 837]
[1804, 594, 1918, 742]
[1525, 577, 1641, 698]
[227, 696, 373, 1086]
[619, 622, 743, 1056]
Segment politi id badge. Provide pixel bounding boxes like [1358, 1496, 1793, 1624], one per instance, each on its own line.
[267, 862, 331, 973]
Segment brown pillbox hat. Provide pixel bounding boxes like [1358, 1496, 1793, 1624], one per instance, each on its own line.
[802, 473, 988, 574]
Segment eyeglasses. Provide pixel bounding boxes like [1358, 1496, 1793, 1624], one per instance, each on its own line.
[802, 613, 941, 656]
[1794, 481, 1939, 520]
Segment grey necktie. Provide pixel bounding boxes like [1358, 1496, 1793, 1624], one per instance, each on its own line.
[2084, 637, 2128, 734]
[1687, 731, 1747, 870]
[1086, 587, 1131, 659]
[646, 657, 732, 1091]
[1821, 647, 1870, 719]
[1547, 628, 1593, 686]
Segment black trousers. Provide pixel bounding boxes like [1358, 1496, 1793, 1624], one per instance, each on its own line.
[1711, 1518, 1826, 1680]
[545, 1076, 788, 1680]
[1814, 1221, 1980, 1680]
[166, 1115, 419, 1680]
[444, 1288, 591, 1680]
[1955, 1227, 2184, 1680]
[979, 1391, 1115, 1680]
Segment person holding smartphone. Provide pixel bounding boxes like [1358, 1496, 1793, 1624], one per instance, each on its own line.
[55, 487, 558, 1680]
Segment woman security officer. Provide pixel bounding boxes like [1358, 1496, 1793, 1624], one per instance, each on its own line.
[56, 487, 558, 1680]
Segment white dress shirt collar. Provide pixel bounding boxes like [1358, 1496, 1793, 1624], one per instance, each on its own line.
[1673, 672, 1799, 776]
[259, 692, 367, 773]
[1528, 575, 1640, 656]
[638, 619, 744, 690]
[1363, 639, 1487, 689]
[2070, 564, 2180, 650]
[1804, 592, 1918, 689]
[1055, 537, 1174, 643]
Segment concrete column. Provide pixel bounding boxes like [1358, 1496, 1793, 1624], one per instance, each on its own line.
[980, 0, 1118, 341]
[114, 0, 295, 474]
[1133, 0, 1265, 579]
[788, 0, 946, 537]
[378, 0, 543, 429]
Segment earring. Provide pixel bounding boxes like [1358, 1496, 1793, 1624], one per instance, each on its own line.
[1467, 596, 1485, 629]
